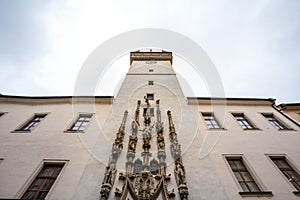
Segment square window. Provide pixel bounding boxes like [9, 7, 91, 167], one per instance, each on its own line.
[262, 113, 289, 130]
[147, 93, 154, 101]
[148, 81, 154, 85]
[67, 114, 93, 132]
[143, 108, 154, 117]
[22, 163, 64, 200]
[226, 157, 261, 192]
[270, 156, 300, 191]
[149, 69, 153, 72]
[202, 113, 221, 129]
[232, 113, 256, 130]
[15, 114, 47, 132]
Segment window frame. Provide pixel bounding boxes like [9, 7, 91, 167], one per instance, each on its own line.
[201, 112, 223, 130]
[262, 113, 291, 130]
[232, 113, 258, 130]
[224, 155, 272, 197]
[12, 113, 49, 133]
[19, 159, 68, 200]
[65, 113, 94, 133]
[268, 155, 300, 195]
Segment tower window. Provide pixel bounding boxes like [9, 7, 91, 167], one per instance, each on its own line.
[148, 81, 154, 85]
[270, 156, 300, 191]
[68, 114, 93, 132]
[22, 163, 65, 200]
[262, 113, 289, 130]
[232, 113, 256, 130]
[143, 108, 154, 117]
[202, 113, 221, 129]
[147, 93, 154, 101]
[15, 114, 47, 132]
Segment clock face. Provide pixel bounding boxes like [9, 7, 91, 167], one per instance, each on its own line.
[145, 60, 157, 64]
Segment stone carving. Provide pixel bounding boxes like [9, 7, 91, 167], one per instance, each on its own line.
[157, 134, 165, 150]
[174, 160, 186, 186]
[114, 97, 175, 200]
[128, 136, 137, 154]
[100, 111, 128, 200]
[134, 172, 155, 199]
[101, 98, 189, 200]
[103, 166, 116, 186]
[126, 101, 141, 174]
[167, 110, 189, 200]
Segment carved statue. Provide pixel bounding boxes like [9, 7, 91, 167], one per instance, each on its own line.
[157, 134, 165, 149]
[174, 161, 186, 186]
[103, 167, 116, 186]
[128, 139, 136, 153]
[144, 96, 149, 104]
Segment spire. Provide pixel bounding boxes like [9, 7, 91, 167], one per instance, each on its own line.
[100, 110, 128, 200]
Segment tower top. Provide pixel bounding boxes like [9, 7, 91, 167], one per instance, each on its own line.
[130, 51, 173, 65]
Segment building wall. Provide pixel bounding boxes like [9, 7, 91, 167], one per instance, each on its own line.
[0, 99, 111, 199]
[279, 104, 300, 124]
[0, 53, 299, 200]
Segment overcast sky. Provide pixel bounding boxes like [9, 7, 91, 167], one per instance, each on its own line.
[0, 0, 299, 104]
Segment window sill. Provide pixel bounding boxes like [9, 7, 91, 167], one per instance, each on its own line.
[239, 191, 273, 197]
[64, 130, 85, 133]
[293, 191, 300, 196]
[242, 128, 261, 131]
[207, 128, 227, 131]
[11, 130, 32, 133]
[277, 128, 295, 131]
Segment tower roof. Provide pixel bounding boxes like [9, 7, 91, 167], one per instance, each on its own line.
[130, 51, 173, 64]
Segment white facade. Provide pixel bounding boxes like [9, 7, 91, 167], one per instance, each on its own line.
[0, 51, 299, 200]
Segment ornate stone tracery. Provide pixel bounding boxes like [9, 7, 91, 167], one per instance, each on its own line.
[167, 111, 189, 200]
[100, 97, 189, 200]
[100, 110, 128, 200]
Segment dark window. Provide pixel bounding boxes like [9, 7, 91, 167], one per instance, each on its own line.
[263, 114, 289, 130]
[17, 114, 47, 131]
[22, 163, 64, 200]
[69, 114, 92, 132]
[147, 93, 154, 100]
[0, 113, 4, 117]
[232, 113, 255, 130]
[270, 157, 300, 191]
[149, 69, 153, 72]
[148, 81, 154, 85]
[226, 157, 260, 192]
[202, 113, 221, 129]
